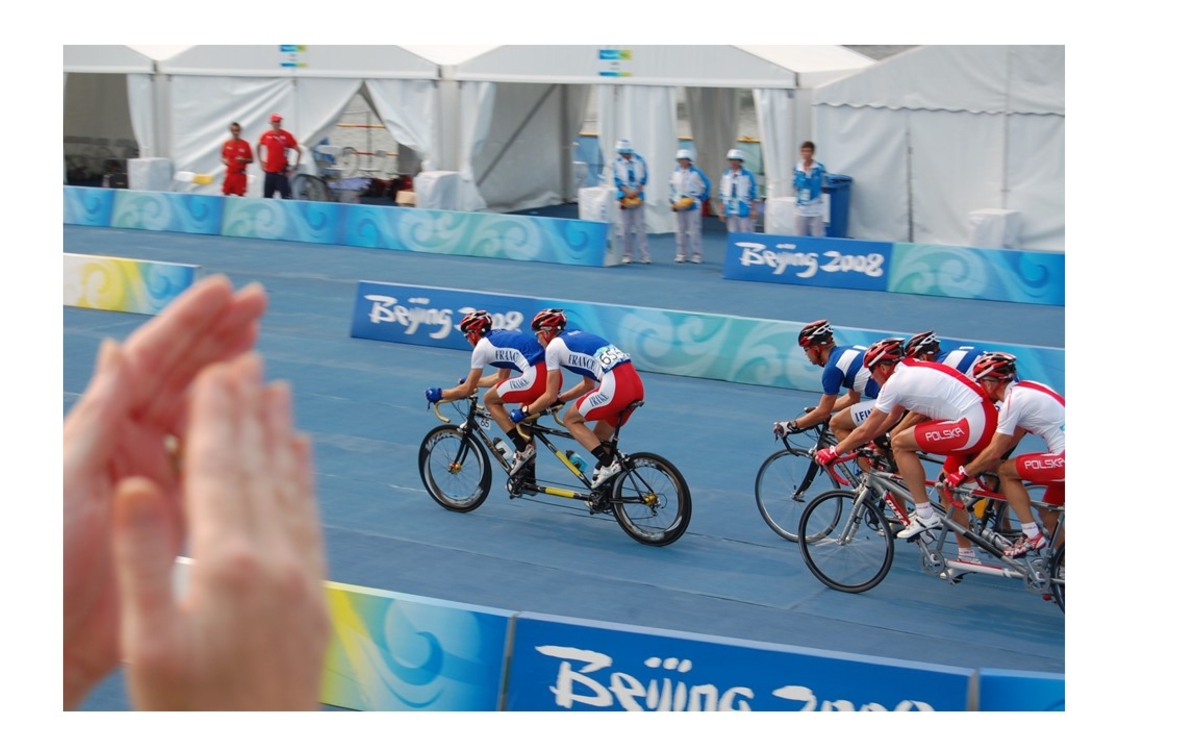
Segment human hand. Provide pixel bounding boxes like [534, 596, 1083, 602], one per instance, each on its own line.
[63, 275, 266, 708]
[943, 469, 970, 488]
[772, 421, 797, 438]
[509, 407, 527, 424]
[112, 353, 330, 710]
[815, 447, 840, 466]
[425, 387, 442, 403]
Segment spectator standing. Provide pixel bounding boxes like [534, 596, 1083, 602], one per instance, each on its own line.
[718, 149, 757, 234]
[220, 122, 254, 197]
[257, 113, 302, 200]
[793, 141, 827, 237]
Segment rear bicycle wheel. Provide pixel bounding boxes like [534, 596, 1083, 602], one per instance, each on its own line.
[1049, 543, 1065, 612]
[418, 425, 492, 511]
[292, 173, 331, 202]
[755, 446, 842, 542]
[610, 452, 691, 546]
[799, 489, 894, 593]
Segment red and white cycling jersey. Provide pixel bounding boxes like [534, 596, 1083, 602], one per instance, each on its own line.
[876, 359, 994, 455]
[996, 381, 1065, 454]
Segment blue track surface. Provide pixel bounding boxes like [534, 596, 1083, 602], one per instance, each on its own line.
[63, 221, 1065, 710]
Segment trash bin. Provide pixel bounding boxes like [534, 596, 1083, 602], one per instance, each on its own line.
[823, 174, 853, 238]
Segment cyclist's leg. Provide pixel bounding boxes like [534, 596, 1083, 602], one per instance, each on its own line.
[574, 365, 642, 461]
[1002, 451, 1063, 548]
[832, 398, 876, 474]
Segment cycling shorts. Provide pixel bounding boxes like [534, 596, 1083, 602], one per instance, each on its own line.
[1014, 451, 1065, 505]
[573, 363, 644, 427]
[496, 362, 548, 404]
[912, 401, 997, 474]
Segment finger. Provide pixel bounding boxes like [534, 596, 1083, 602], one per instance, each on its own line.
[232, 353, 272, 537]
[183, 359, 248, 553]
[112, 476, 178, 652]
[63, 339, 130, 477]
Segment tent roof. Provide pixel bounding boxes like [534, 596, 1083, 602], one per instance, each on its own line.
[64, 45, 156, 74]
[156, 45, 441, 79]
[813, 45, 1064, 115]
[449, 45, 871, 88]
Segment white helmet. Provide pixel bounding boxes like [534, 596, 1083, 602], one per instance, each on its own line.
[675, 149, 693, 161]
[615, 139, 633, 154]
[726, 148, 745, 161]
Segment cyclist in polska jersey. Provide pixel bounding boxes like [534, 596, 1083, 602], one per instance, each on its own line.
[424, 310, 548, 475]
[771, 319, 880, 443]
[511, 308, 645, 488]
[904, 330, 986, 376]
[946, 353, 1065, 557]
[815, 338, 998, 568]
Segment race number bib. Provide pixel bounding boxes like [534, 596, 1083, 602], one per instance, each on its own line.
[596, 344, 631, 372]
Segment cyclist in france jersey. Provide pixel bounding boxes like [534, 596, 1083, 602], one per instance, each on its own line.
[946, 353, 1065, 557]
[904, 330, 986, 377]
[816, 338, 999, 568]
[425, 310, 548, 475]
[513, 308, 645, 488]
[772, 319, 881, 443]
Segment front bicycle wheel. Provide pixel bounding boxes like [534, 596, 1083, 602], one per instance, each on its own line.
[799, 489, 894, 594]
[418, 425, 492, 512]
[292, 173, 331, 202]
[755, 447, 842, 542]
[610, 452, 691, 546]
[1049, 544, 1065, 612]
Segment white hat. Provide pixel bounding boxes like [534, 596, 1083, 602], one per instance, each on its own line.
[615, 139, 634, 154]
[675, 149, 693, 161]
[726, 148, 745, 161]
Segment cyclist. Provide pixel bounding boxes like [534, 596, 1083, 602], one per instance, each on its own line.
[511, 308, 645, 488]
[771, 319, 880, 443]
[424, 310, 548, 475]
[904, 330, 986, 376]
[945, 353, 1065, 557]
[816, 338, 998, 567]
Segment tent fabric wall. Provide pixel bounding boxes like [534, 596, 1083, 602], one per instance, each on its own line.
[63, 47, 158, 160]
[811, 45, 1064, 250]
[365, 79, 440, 173]
[684, 87, 738, 205]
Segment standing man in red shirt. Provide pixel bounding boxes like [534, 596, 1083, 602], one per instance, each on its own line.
[220, 122, 254, 197]
[257, 113, 302, 199]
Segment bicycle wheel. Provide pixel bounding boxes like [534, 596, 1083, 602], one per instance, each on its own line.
[1049, 544, 1065, 612]
[755, 447, 841, 542]
[418, 425, 492, 512]
[799, 489, 894, 594]
[292, 173, 331, 202]
[610, 452, 691, 546]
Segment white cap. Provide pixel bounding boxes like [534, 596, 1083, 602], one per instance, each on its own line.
[675, 149, 693, 161]
[726, 148, 745, 161]
[615, 139, 633, 154]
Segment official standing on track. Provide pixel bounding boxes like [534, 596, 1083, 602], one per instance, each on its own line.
[669, 149, 710, 264]
[612, 139, 650, 264]
[257, 113, 302, 200]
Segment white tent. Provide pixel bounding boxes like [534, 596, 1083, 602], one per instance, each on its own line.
[63, 45, 160, 170]
[156, 45, 442, 194]
[444, 45, 874, 228]
[811, 45, 1065, 250]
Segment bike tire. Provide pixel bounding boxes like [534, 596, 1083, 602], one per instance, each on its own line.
[1049, 543, 1065, 612]
[610, 452, 691, 546]
[417, 425, 492, 512]
[798, 489, 894, 594]
[292, 173, 331, 202]
[754, 446, 841, 543]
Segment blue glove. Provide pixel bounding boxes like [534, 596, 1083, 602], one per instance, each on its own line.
[425, 387, 442, 403]
[509, 407, 527, 423]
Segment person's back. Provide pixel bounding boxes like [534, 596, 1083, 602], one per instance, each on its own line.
[1000, 381, 1065, 453]
[824, 344, 880, 401]
[473, 329, 545, 371]
[938, 345, 986, 376]
[876, 359, 984, 422]
[549, 329, 631, 380]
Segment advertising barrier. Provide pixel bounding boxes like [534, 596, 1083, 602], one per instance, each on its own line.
[504, 612, 973, 711]
[64, 186, 115, 227]
[975, 668, 1066, 711]
[723, 233, 1064, 306]
[349, 281, 1066, 396]
[221, 197, 345, 245]
[109, 190, 225, 235]
[63, 253, 199, 314]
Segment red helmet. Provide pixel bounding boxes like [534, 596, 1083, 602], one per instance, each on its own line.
[904, 330, 940, 358]
[972, 352, 1018, 381]
[797, 319, 833, 348]
[459, 310, 493, 336]
[863, 337, 905, 370]
[531, 308, 567, 332]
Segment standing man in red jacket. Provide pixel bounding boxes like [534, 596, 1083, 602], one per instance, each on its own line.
[220, 122, 254, 196]
[257, 113, 302, 199]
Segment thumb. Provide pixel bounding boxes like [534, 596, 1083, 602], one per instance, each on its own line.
[113, 476, 178, 643]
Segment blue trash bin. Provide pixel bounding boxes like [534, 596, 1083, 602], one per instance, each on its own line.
[823, 174, 853, 238]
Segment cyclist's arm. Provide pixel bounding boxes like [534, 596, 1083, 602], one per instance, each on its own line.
[791, 392, 838, 431]
[523, 369, 563, 415]
[441, 368, 485, 401]
[960, 428, 1025, 478]
[891, 409, 926, 435]
[832, 406, 904, 456]
[558, 377, 595, 406]
[831, 388, 861, 413]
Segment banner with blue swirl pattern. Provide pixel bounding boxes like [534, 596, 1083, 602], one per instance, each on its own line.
[63, 253, 198, 314]
[63, 186, 115, 227]
[888, 243, 1065, 306]
[221, 197, 344, 244]
[110, 190, 224, 235]
[341, 204, 608, 266]
[349, 281, 1065, 396]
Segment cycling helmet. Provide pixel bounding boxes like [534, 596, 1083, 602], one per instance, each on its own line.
[459, 310, 493, 336]
[863, 337, 906, 370]
[904, 330, 941, 358]
[972, 351, 1018, 381]
[797, 319, 834, 349]
[726, 148, 745, 161]
[531, 307, 567, 332]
